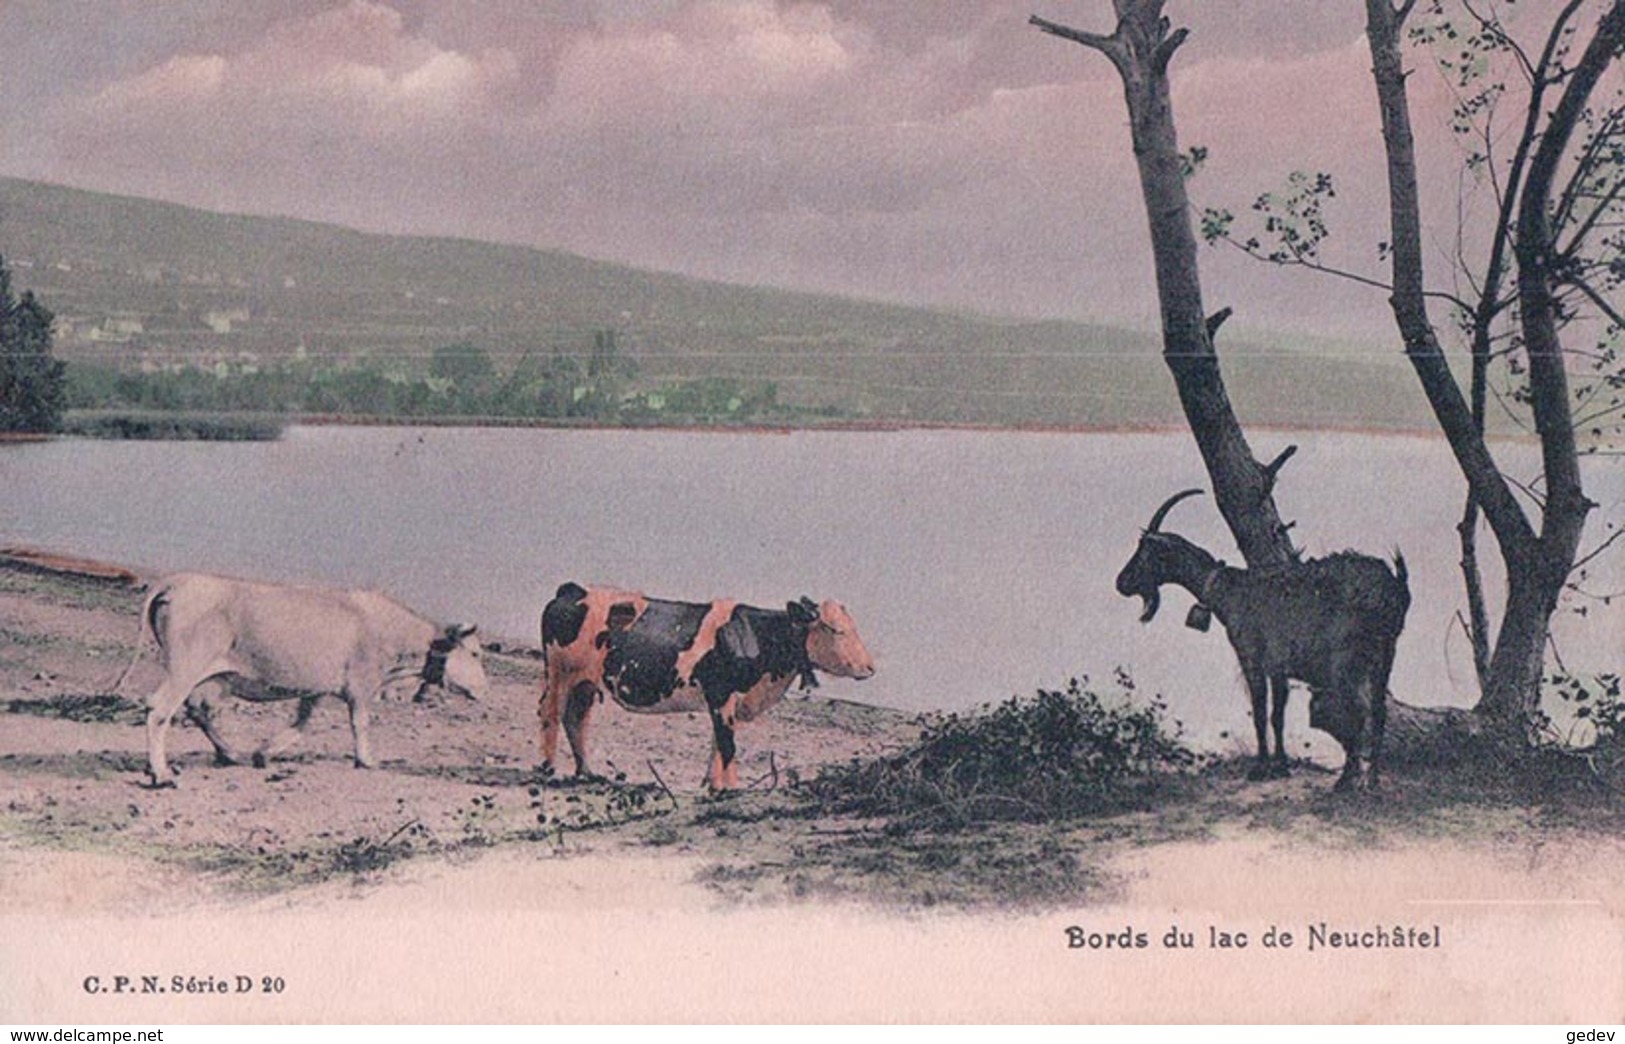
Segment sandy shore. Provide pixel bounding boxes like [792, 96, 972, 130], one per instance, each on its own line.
[1, 556, 1622, 1022]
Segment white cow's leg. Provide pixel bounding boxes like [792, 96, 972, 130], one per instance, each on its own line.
[145, 678, 194, 785]
[346, 692, 377, 769]
[184, 680, 248, 766]
[254, 696, 318, 766]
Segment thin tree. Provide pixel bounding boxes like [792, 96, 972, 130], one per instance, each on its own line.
[1362, 0, 1619, 730]
[1029, 2, 1299, 572]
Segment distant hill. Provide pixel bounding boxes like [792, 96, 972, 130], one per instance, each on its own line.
[0, 175, 1430, 429]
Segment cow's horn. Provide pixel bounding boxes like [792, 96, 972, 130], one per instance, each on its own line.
[1146, 488, 1204, 533]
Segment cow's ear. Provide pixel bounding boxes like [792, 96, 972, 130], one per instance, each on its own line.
[717, 615, 759, 661]
[787, 599, 817, 624]
[446, 623, 477, 641]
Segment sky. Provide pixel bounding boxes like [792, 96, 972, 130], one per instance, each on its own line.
[0, 1, 1526, 342]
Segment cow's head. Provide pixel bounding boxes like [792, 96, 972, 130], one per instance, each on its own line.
[417, 623, 489, 702]
[1114, 489, 1204, 624]
[791, 598, 875, 680]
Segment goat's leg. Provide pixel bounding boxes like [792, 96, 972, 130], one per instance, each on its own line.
[1368, 684, 1387, 791]
[1242, 661, 1272, 782]
[1368, 647, 1397, 792]
[1268, 672, 1291, 778]
[1331, 674, 1372, 793]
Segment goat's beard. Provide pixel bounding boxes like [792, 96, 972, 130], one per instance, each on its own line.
[1137, 590, 1161, 624]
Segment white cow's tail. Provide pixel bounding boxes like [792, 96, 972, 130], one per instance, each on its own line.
[106, 581, 169, 694]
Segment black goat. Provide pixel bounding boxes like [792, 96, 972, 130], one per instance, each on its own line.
[1115, 489, 1410, 791]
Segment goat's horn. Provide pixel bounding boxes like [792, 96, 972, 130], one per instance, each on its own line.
[1146, 488, 1204, 532]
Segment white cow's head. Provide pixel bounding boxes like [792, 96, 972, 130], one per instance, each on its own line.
[416, 623, 489, 701]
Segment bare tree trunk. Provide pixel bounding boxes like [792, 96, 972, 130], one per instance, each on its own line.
[1031, 2, 1295, 569]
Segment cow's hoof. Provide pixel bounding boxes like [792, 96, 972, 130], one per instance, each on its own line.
[251, 752, 268, 769]
[1245, 762, 1271, 782]
[144, 774, 178, 791]
[353, 759, 377, 770]
[1269, 761, 1291, 779]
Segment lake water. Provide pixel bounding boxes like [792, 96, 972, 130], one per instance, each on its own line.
[4, 426, 1620, 758]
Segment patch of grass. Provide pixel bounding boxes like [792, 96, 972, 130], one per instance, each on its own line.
[4, 692, 146, 724]
[701, 820, 1102, 910]
[808, 675, 1199, 830]
[0, 750, 146, 780]
[527, 776, 677, 839]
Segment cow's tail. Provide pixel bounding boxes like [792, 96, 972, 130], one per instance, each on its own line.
[106, 581, 170, 695]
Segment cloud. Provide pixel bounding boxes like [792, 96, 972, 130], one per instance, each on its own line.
[79, 1, 520, 139]
[5, 1, 1483, 336]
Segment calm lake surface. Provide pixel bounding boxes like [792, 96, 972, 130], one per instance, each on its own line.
[5, 426, 1620, 757]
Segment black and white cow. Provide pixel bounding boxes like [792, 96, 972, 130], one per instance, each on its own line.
[538, 582, 875, 790]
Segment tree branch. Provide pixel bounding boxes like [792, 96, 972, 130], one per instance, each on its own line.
[1210, 231, 1477, 314]
[1562, 273, 1625, 332]
[1029, 14, 1124, 65]
[1261, 444, 1298, 491]
[1152, 26, 1190, 74]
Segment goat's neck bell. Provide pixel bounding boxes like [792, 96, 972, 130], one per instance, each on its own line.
[1185, 603, 1213, 632]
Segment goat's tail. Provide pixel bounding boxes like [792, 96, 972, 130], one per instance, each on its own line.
[105, 582, 169, 694]
[1390, 548, 1413, 624]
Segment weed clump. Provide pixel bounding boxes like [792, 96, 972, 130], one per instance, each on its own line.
[809, 674, 1197, 829]
[4, 692, 146, 724]
[1540, 670, 1625, 791]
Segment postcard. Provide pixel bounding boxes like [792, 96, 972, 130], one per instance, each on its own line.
[2, 1, 1622, 1025]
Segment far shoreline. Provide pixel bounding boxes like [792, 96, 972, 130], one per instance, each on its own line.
[39, 408, 1532, 444]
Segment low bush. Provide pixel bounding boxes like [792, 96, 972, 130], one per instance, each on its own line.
[808, 673, 1198, 829]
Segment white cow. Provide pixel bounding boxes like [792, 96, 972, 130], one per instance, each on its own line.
[120, 572, 489, 785]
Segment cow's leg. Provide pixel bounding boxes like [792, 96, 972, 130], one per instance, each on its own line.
[561, 682, 598, 778]
[1268, 672, 1291, 778]
[184, 680, 248, 766]
[144, 676, 195, 786]
[254, 696, 319, 767]
[537, 665, 566, 776]
[344, 691, 377, 769]
[1241, 660, 1271, 781]
[705, 694, 741, 792]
